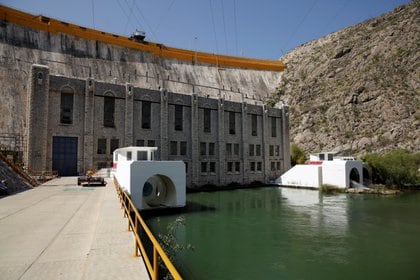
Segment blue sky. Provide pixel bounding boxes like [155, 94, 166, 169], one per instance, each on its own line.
[0, 0, 411, 59]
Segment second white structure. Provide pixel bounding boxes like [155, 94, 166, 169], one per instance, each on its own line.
[275, 152, 366, 189]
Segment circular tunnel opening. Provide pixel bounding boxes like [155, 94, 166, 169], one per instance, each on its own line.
[349, 168, 361, 188]
[142, 174, 176, 207]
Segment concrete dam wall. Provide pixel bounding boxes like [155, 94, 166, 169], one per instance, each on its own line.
[0, 6, 283, 139]
[0, 6, 289, 188]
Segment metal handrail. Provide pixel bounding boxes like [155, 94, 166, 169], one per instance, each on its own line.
[0, 154, 38, 187]
[114, 178, 182, 280]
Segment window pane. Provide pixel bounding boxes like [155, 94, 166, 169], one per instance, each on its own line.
[271, 117, 277, 137]
[256, 144, 261, 156]
[269, 145, 274, 157]
[127, 151, 132, 160]
[250, 162, 255, 171]
[234, 144, 239, 156]
[142, 101, 151, 129]
[204, 108, 211, 133]
[276, 145, 280, 156]
[110, 139, 119, 154]
[251, 114, 257, 136]
[257, 162, 262, 171]
[226, 143, 232, 156]
[137, 151, 147, 160]
[200, 142, 207, 156]
[229, 111, 235, 134]
[136, 139, 145, 146]
[210, 162, 216, 173]
[180, 141, 187, 156]
[97, 138, 106, 154]
[60, 92, 73, 124]
[175, 105, 183, 131]
[170, 141, 178, 155]
[201, 162, 207, 173]
[271, 162, 276, 171]
[227, 162, 233, 172]
[147, 140, 155, 147]
[104, 96, 115, 127]
[209, 143, 215, 156]
[235, 162, 240, 172]
[249, 144, 254, 156]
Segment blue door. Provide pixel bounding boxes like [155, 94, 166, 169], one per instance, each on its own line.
[52, 136, 78, 176]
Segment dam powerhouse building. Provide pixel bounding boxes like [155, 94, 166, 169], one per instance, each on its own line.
[0, 5, 290, 188]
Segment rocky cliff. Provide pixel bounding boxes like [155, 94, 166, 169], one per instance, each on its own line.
[273, 0, 419, 156]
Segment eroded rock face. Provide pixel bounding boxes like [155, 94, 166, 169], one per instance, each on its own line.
[273, 1, 419, 156]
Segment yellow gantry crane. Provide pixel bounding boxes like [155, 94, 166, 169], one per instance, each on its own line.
[0, 5, 286, 72]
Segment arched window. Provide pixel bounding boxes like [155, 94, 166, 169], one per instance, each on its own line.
[174, 104, 183, 131]
[141, 101, 151, 129]
[203, 108, 211, 133]
[104, 92, 115, 127]
[271, 117, 277, 137]
[228, 111, 236, 135]
[251, 114, 258, 136]
[60, 86, 74, 124]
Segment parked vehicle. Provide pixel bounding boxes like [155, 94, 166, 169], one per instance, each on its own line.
[77, 170, 106, 186]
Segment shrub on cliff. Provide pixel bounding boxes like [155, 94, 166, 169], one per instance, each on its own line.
[291, 143, 306, 166]
[363, 149, 420, 187]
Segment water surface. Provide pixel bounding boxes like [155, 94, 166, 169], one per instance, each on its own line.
[145, 188, 420, 280]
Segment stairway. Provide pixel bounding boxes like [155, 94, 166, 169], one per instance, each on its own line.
[0, 154, 36, 195]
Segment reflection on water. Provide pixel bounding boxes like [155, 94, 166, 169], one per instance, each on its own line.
[145, 187, 420, 280]
[281, 188, 348, 236]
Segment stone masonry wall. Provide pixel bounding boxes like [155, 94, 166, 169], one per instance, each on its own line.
[0, 20, 289, 187]
[27, 70, 289, 188]
[0, 20, 281, 146]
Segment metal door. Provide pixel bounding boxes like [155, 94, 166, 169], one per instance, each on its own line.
[52, 136, 78, 176]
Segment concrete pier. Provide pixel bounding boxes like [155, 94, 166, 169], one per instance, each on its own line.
[0, 176, 149, 280]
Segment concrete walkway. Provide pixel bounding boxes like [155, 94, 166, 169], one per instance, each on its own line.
[0, 176, 149, 280]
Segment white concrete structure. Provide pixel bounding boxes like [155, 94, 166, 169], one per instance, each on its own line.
[275, 152, 364, 189]
[275, 165, 323, 188]
[113, 147, 186, 210]
[321, 160, 363, 189]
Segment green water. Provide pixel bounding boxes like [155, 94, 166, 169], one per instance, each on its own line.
[145, 187, 420, 280]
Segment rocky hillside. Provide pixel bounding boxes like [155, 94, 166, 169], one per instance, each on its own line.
[272, 0, 419, 157]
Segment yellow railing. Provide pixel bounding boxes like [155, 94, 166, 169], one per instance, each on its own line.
[0, 5, 285, 72]
[114, 178, 182, 280]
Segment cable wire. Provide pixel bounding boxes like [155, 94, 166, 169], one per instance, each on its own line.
[116, 0, 137, 32]
[284, 0, 318, 51]
[233, 0, 238, 56]
[323, 0, 350, 31]
[91, 0, 95, 29]
[123, 0, 136, 34]
[221, 0, 229, 54]
[131, 0, 159, 41]
[209, 0, 219, 54]
[155, 0, 176, 35]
